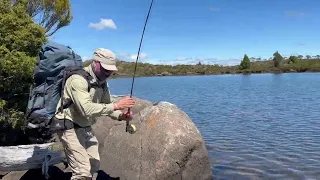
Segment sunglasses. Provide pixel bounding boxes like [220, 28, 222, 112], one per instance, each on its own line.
[102, 68, 114, 77]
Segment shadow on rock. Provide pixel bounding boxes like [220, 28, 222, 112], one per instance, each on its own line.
[19, 167, 71, 180]
[14, 168, 119, 180]
[96, 170, 120, 180]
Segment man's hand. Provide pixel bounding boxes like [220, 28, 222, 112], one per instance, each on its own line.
[120, 111, 134, 121]
[114, 96, 135, 110]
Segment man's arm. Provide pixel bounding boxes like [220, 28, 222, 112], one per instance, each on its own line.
[101, 82, 123, 120]
[65, 76, 117, 119]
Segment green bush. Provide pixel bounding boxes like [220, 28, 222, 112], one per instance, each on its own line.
[0, 0, 47, 145]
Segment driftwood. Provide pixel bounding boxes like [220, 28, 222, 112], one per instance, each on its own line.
[0, 143, 64, 172]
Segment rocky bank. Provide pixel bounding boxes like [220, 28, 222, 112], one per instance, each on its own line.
[1, 97, 213, 180]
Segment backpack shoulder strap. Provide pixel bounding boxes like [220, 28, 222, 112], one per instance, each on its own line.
[70, 69, 94, 91]
[58, 68, 93, 112]
[58, 68, 106, 112]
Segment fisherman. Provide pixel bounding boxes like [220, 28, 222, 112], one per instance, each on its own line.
[54, 48, 136, 180]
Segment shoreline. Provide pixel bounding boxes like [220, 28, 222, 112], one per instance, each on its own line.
[105, 58, 320, 79]
[110, 70, 320, 79]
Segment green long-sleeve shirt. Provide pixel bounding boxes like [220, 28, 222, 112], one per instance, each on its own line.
[54, 66, 122, 127]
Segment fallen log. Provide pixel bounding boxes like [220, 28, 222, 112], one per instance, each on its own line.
[0, 143, 64, 172]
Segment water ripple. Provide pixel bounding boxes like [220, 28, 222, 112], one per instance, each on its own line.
[109, 73, 320, 179]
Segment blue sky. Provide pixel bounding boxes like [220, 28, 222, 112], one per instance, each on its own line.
[51, 0, 320, 65]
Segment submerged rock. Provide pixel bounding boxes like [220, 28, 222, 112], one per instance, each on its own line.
[93, 98, 213, 180]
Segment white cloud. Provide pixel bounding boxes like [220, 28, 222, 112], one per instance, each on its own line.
[116, 52, 148, 62]
[118, 52, 130, 57]
[89, 18, 117, 30]
[150, 56, 242, 66]
[130, 53, 148, 60]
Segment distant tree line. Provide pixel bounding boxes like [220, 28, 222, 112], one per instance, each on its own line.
[82, 51, 320, 78]
[237, 51, 320, 74]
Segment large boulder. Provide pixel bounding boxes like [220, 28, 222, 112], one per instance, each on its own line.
[0, 96, 213, 180]
[92, 97, 213, 180]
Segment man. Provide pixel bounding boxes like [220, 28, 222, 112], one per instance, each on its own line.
[54, 48, 135, 180]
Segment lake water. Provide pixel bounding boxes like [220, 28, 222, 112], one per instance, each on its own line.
[108, 73, 320, 179]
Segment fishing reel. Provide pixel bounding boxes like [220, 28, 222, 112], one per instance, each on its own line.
[126, 122, 137, 134]
[125, 107, 137, 134]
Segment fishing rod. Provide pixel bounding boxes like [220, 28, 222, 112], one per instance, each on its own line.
[126, 0, 155, 133]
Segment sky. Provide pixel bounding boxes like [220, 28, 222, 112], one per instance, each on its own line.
[51, 0, 320, 66]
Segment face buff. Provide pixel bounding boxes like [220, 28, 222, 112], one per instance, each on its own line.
[93, 61, 113, 81]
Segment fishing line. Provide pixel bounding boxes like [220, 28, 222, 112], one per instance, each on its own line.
[126, 0, 155, 133]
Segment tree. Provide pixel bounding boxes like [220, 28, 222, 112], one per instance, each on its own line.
[272, 51, 283, 68]
[239, 54, 251, 70]
[306, 55, 311, 59]
[288, 56, 298, 64]
[298, 55, 303, 59]
[0, 0, 47, 131]
[12, 0, 73, 36]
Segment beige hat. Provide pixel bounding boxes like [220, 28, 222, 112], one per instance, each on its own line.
[92, 48, 118, 71]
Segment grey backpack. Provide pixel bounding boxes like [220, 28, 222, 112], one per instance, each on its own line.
[24, 41, 102, 143]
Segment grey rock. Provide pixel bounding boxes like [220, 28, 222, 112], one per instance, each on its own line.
[93, 99, 213, 180]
